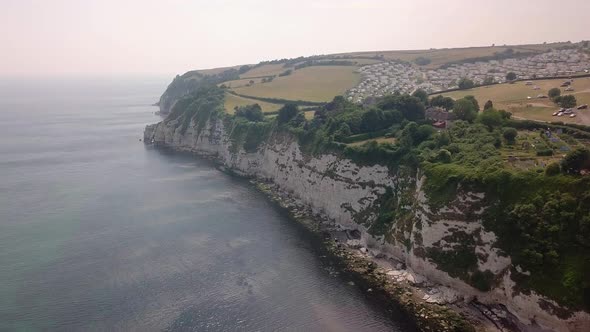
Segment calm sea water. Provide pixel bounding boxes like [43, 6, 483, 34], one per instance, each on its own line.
[0, 78, 408, 331]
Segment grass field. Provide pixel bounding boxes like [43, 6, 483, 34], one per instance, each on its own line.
[435, 77, 590, 125]
[220, 78, 265, 89]
[348, 137, 396, 147]
[223, 93, 283, 114]
[336, 42, 567, 69]
[240, 64, 288, 79]
[233, 66, 361, 102]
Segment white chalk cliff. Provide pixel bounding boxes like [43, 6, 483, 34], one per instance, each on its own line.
[145, 116, 590, 332]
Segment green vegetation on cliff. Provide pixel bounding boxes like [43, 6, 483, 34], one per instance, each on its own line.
[164, 83, 590, 311]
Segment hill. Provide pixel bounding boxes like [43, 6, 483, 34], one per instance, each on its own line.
[158, 41, 586, 115]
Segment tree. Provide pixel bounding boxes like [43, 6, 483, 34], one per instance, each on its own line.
[411, 89, 429, 105]
[548, 88, 561, 100]
[458, 78, 475, 89]
[436, 149, 452, 163]
[429, 95, 455, 110]
[498, 109, 512, 119]
[561, 148, 590, 174]
[377, 94, 425, 121]
[483, 76, 495, 85]
[503, 128, 518, 144]
[558, 95, 577, 108]
[453, 98, 478, 122]
[238, 65, 251, 74]
[484, 100, 494, 110]
[506, 72, 517, 81]
[235, 104, 264, 122]
[464, 95, 480, 111]
[477, 109, 502, 130]
[360, 108, 384, 132]
[277, 103, 299, 124]
[334, 123, 352, 140]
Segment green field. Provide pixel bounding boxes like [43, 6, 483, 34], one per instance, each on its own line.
[348, 137, 396, 147]
[223, 93, 283, 114]
[233, 66, 361, 102]
[435, 77, 590, 125]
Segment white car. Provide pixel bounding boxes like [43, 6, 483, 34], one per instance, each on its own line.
[553, 111, 559, 116]
[570, 113, 577, 118]
[558, 112, 564, 117]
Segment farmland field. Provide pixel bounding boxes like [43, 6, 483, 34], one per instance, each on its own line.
[233, 66, 361, 102]
[434, 77, 590, 125]
[337, 42, 567, 69]
[240, 64, 288, 78]
[220, 77, 264, 89]
[223, 92, 283, 114]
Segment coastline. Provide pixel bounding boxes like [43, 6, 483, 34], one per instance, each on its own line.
[253, 179, 482, 332]
[150, 144, 486, 331]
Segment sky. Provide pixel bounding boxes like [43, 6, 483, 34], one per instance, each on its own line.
[1, 0, 589, 78]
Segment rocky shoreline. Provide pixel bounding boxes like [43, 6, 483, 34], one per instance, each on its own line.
[251, 179, 514, 332]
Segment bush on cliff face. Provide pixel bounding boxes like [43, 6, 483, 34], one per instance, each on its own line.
[164, 85, 225, 135]
[235, 104, 264, 122]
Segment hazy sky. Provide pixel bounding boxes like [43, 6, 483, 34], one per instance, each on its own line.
[2, 0, 589, 77]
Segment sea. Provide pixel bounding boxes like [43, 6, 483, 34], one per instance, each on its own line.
[0, 77, 409, 331]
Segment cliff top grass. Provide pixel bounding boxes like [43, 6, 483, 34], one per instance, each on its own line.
[340, 42, 565, 68]
[223, 92, 283, 114]
[232, 66, 361, 103]
[433, 77, 590, 125]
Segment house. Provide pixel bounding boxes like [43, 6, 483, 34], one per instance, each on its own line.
[425, 106, 456, 121]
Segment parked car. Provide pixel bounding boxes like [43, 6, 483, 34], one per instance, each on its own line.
[570, 113, 577, 118]
[553, 111, 559, 116]
[558, 112, 564, 117]
[577, 104, 588, 110]
[564, 109, 573, 114]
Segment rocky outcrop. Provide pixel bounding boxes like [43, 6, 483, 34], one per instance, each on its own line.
[144, 117, 590, 332]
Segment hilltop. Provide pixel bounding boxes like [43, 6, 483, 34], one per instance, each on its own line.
[157, 41, 590, 117]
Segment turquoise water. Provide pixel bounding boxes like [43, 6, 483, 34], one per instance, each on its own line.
[0, 78, 408, 331]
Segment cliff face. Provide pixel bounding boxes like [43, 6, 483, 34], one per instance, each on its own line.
[144, 117, 590, 332]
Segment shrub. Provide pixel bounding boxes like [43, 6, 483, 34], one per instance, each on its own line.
[414, 56, 432, 66]
[277, 103, 299, 124]
[458, 78, 475, 89]
[503, 128, 518, 144]
[561, 147, 590, 174]
[548, 88, 561, 100]
[234, 104, 264, 122]
[536, 149, 554, 156]
[278, 69, 292, 77]
[545, 162, 561, 176]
